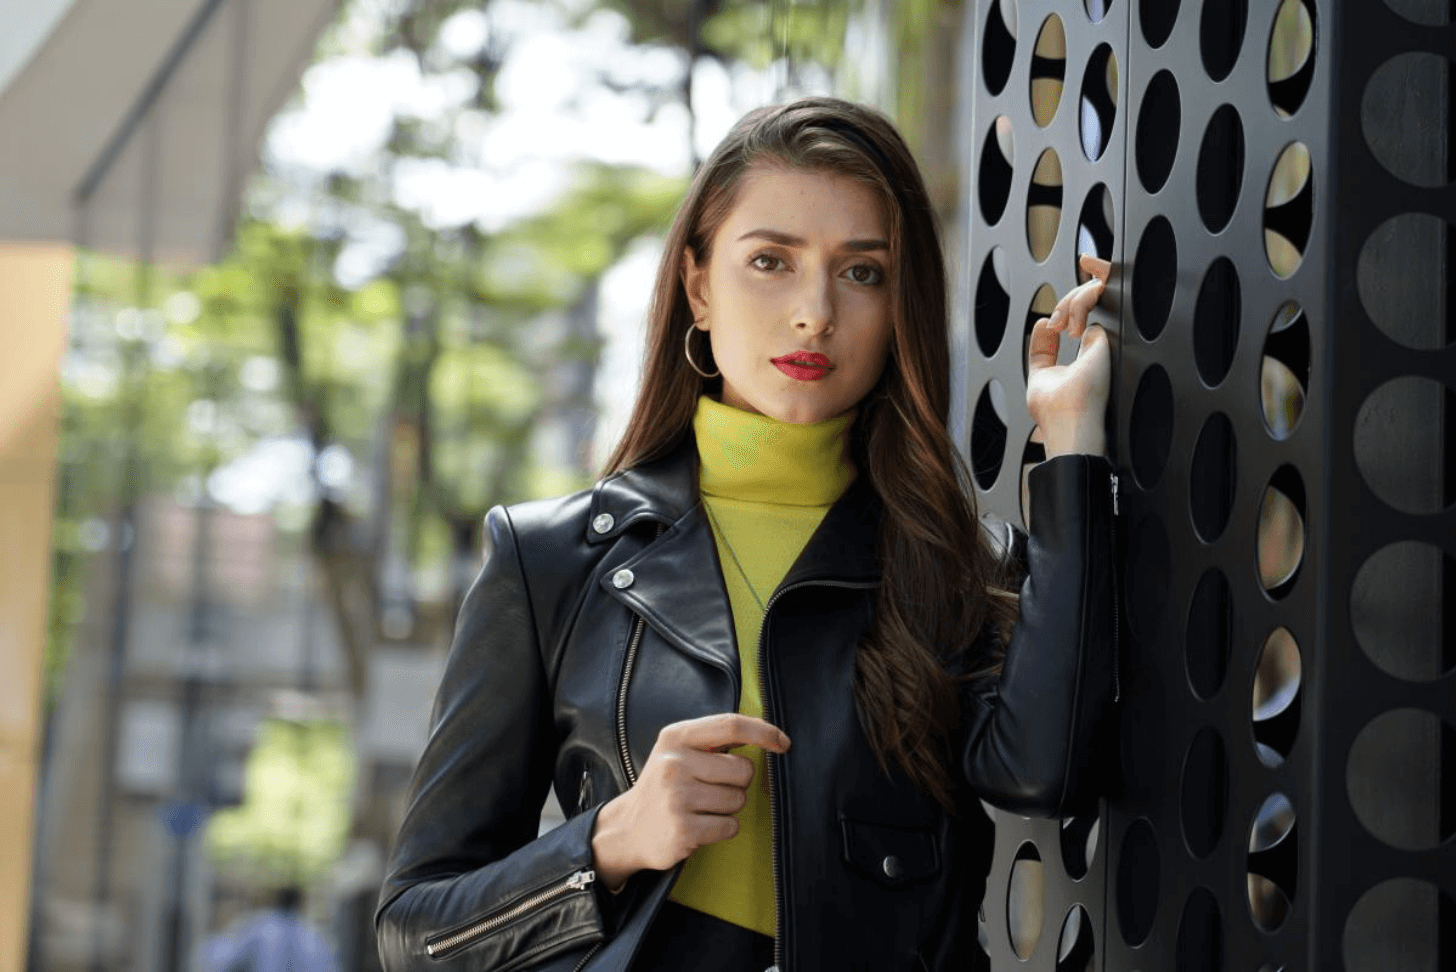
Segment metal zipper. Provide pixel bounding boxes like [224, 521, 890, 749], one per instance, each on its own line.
[758, 577, 877, 972]
[571, 941, 604, 972]
[1109, 471, 1121, 703]
[424, 869, 596, 959]
[616, 613, 647, 786]
[615, 523, 666, 787]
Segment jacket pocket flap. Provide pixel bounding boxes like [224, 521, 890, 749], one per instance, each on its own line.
[839, 817, 940, 887]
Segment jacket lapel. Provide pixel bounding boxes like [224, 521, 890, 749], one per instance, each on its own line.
[590, 435, 884, 683]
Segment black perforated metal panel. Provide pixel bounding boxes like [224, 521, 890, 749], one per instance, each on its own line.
[957, 2, 1455, 970]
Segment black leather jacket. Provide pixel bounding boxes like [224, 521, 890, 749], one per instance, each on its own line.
[375, 440, 1119, 972]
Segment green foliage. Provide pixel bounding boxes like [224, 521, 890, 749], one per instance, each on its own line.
[205, 718, 357, 887]
[701, 0, 853, 70]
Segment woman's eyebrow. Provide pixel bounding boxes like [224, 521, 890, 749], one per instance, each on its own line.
[735, 228, 890, 252]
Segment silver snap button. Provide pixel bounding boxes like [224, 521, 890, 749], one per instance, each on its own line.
[882, 855, 903, 879]
[612, 568, 634, 589]
[592, 512, 614, 534]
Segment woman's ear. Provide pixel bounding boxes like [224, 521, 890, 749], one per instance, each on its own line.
[681, 246, 710, 324]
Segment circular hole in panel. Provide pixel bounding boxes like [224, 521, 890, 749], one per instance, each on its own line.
[1008, 841, 1046, 961]
[1268, 0, 1316, 119]
[1075, 184, 1116, 283]
[1252, 627, 1302, 767]
[1139, 0, 1180, 48]
[1127, 515, 1172, 641]
[1132, 217, 1177, 339]
[1247, 792, 1298, 933]
[979, 116, 1016, 225]
[1357, 213, 1455, 351]
[1027, 149, 1064, 262]
[1347, 708, 1456, 851]
[1344, 878, 1456, 972]
[1022, 283, 1060, 385]
[1135, 70, 1181, 193]
[1256, 465, 1306, 599]
[1130, 363, 1174, 488]
[1264, 142, 1314, 279]
[971, 378, 1009, 491]
[975, 247, 1012, 357]
[1355, 377, 1455, 515]
[1060, 814, 1100, 881]
[1085, 0, 1114, 23]
[1193, 257, 1240, 386]
[1175, 887, 1224, 972]
[1200, 0, 1247, 82]
[1031, 15, 1068, 128]
[1361, 53, 1453, 189]
[1116, 818, 1160, 946]
[1080, 44, 1120, 161]
[1383, 0, 1455, 24]
[1351, 541, 1455, 683]
[1056, 904, 1095, 972]
[1190, 412, 1237, 542]
[1180, 728, 1228, 860]
[1260, 302, 1310, 440]
[1185, 567, 1233, 700]
[1196, 106, 1244, 234]
[982, 0, 1018, 96]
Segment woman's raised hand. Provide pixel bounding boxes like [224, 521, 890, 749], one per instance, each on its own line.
[1026, 253, 1114, 458]
[590, 713, 790, 892]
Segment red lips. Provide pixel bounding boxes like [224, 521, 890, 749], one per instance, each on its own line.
[772, 351, 832, 368]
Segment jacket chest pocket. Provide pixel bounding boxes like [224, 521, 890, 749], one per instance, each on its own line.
[840, 817, 941, 889]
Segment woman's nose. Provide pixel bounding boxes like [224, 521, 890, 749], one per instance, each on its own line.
[792, 269, 835, 332]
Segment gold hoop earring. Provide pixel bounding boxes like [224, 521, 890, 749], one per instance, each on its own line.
[684, 322, 720, 378]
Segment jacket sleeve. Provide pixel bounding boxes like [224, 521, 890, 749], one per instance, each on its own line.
[960, 453, 1119, 818]
[374, 505, 610, 970]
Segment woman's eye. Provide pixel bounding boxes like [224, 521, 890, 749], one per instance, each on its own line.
[750, 253, 784, 271]
[847, 264, 884, 285]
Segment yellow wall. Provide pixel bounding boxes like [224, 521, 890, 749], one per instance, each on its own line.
[0, 243, 71, 972]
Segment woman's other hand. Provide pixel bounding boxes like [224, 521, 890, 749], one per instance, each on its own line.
[1027, 253, 1113, 457]
[589, 713, 790, 892]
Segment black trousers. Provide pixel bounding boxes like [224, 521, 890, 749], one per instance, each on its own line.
[631, 900, 776, 972]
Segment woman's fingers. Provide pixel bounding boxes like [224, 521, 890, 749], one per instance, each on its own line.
[670, 712, 790, 754]
[1049, 278, 1106, 336]
[1046, 253, 1114, 337]
[1028, 316, 1062, 374]
[684, 749, 756, 788]
[1078, 252, 1112, 283]
[686, 780, 751, 815]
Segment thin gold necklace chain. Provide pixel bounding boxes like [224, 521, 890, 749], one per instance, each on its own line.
[703, 500, 766, 614]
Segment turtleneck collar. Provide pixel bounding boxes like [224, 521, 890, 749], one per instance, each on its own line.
[693, 394, 857, 506]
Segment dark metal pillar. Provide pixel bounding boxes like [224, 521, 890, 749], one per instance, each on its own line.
[958, 1, 1455, 969]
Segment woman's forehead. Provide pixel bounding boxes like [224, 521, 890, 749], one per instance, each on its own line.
[716, 165, 889, 244]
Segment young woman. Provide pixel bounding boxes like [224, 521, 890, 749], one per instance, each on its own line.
[375, 97, 1117, 972]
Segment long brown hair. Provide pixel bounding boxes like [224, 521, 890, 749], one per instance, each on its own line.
[601, 97, 1019, 812]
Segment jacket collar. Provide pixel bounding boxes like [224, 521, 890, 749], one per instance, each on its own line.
[588, 435, 884, 587]
[589, 435, 883, 684]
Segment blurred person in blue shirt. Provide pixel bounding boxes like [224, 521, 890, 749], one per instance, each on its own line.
[200, 885, 338, 972]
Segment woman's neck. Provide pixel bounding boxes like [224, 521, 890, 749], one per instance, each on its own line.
[693, 394, 857, 505]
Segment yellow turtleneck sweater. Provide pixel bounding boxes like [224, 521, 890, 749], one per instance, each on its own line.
[667, 394, 857, 937]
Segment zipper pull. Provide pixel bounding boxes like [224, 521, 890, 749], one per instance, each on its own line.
[1110, 472, 1120, 516]
[567, 869, 596, 890]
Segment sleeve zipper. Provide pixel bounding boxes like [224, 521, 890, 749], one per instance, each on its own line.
[424, 869, 596, 959]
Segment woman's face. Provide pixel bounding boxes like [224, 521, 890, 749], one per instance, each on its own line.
[682, 165, 895, 425]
